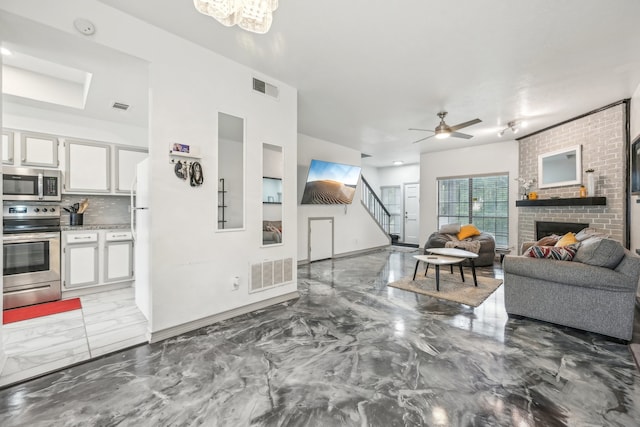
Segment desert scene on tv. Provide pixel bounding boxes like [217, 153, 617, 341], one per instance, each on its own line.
[301, 160, 361, 204]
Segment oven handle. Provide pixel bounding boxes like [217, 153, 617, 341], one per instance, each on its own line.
[3, 232, 60, 242]
[38, 173, 44, 200]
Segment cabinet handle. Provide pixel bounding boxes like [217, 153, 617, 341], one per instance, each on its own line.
[73, 236, 94, 241]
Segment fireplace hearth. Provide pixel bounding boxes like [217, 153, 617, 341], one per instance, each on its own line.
[535, 221, 589, 240]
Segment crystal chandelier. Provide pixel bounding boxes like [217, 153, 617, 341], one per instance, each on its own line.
[193, 0, 279, 34]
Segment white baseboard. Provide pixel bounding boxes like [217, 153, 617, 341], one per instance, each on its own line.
[62, 281, 133, 299]
[298, 244, 390, 266]
[149, 291, 300, 343]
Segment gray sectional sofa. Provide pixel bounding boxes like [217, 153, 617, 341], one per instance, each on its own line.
[504, 238, 640, 341]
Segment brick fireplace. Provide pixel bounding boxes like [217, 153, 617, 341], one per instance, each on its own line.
[516, 102, 627, 250]
[535, 221, 589, 240]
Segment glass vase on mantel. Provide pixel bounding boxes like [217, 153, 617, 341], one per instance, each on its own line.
[586, 171, 595, 197]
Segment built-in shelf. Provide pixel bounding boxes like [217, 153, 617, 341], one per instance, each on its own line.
[515, 196, 606, 207]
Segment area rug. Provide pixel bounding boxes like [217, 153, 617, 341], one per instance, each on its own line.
[387, 273, 503, 307]
[3, 298, 82, 324]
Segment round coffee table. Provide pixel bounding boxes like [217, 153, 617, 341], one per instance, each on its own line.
[425, 247, 479, 287]
[412, 254, 466, 291]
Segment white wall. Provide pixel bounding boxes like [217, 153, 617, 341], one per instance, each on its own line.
[420, 140, 519, 249]
[2, 0, 299, 335]
[298, 134, 390, 262]
[360, 165, 379, 194]
[377, 164, 420, 191]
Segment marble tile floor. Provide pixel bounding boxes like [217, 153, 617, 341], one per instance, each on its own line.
[1, 247, 640, 426]
[0, 287, 148, 388]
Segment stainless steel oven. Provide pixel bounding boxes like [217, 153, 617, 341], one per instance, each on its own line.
[3, 205, 61, 310]
[2, 166, 62, 202]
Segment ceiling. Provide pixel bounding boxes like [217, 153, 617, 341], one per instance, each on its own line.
[6, 1, 640, 167]
[0, 12, 149, 129]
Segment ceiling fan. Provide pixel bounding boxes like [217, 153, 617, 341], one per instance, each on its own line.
[410, 111, 482, 143]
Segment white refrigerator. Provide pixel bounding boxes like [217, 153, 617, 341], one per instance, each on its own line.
[131, 158, 151, 322]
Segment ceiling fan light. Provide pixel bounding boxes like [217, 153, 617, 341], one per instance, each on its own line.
[435, 132, 450, 139]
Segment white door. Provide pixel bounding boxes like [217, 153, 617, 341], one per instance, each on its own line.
[309, 218, 333, 261]
[404, 183, 420, 244]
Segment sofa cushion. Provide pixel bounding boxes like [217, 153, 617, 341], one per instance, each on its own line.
[554, 232, 578, 247]
[524, 244, 578, 261]
[574, 237, 625, 269]
[503, 256, 635, 292]
[457, 224, 481, 240]
[439, 223, 461, 234]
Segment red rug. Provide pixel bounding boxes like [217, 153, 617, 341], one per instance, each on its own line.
[3, 298, 82, 324]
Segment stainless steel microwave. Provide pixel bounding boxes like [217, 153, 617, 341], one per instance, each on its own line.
[2, 166, 62, 202]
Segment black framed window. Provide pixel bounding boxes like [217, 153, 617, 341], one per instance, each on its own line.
[437, 174, 509, 247]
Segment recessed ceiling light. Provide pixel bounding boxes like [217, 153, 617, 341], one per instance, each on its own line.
[393, 160, 404, 166]
[0, 47, 12, 56]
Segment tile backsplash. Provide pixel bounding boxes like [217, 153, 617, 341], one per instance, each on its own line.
[61, 195, 130, 226]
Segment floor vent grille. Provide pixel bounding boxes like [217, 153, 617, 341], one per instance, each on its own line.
[250, 258, 293, 292]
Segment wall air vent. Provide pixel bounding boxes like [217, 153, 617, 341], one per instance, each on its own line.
[252, 77, 279, 99]
[250, 258, 293, 292]
[112, 102, 130, 111]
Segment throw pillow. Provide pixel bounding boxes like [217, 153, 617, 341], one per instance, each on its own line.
[555, 232, 578, 247]
[575, 227, 609, 242]
[439, 223, 461, 234]
[574, 237, 625, 269]
[536, 235, 560, 246]
[524, 244, 578, 261]
[457, 224, 481, 240]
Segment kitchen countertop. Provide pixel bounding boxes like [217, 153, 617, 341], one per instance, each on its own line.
[61, 224, 130, 231]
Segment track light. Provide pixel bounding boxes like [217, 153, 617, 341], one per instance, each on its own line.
[497, 120, 524, 137]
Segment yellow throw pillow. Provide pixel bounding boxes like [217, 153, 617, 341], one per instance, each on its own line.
[457, 224, 481, 240]
[555, 232, 578, 247]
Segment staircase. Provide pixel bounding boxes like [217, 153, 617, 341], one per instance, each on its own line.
[360, 176, 391, 236]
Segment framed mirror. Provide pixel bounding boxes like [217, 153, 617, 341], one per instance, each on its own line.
[217, 112, 245, 230]
[538, 145, 582, 188]
[262, 143, 283, 245]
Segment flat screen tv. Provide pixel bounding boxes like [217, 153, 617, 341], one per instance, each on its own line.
[301, 159, 362, 204]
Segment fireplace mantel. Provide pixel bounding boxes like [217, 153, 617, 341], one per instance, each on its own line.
[515, 197, 606, 207]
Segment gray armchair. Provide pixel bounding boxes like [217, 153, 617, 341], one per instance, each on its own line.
[424, 231, 496, 267]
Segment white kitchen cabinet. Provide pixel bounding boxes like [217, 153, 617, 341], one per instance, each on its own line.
[2, 130, 14, 165]
[65, 139, 111, 193]
[62, 230, 134, 293]
[20, 131, 59, 168]
[115, 146, 148, 193]
[104, 231, 134, 282]
[64, 233, 99, 289]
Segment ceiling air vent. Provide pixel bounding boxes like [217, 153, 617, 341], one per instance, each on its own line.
[112, 102, 130, 111]
[252, 77, 279, 99]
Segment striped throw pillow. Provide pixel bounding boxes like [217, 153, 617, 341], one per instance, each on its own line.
[524, 244, 578, 261]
